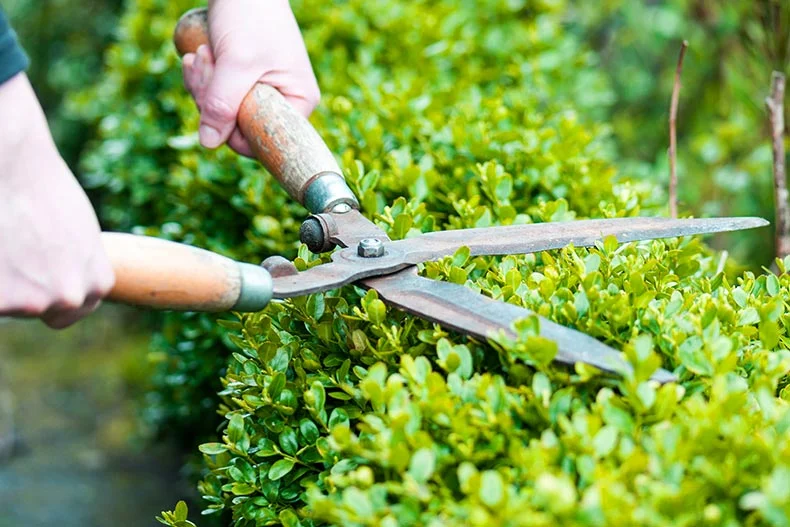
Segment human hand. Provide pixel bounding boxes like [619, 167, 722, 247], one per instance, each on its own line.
[181, 0, 320, 157]
[0, 73, 115, 328]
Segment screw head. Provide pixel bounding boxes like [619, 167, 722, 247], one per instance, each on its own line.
[357, 238, 385, 258]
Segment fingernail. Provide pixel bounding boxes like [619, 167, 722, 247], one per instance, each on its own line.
[199, 124, 221, 148]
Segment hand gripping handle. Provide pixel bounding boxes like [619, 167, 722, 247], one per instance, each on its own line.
[103, 233, 272, 312]
[173, 7, 359, 214]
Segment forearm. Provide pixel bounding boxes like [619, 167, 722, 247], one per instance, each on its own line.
[0, 73, 59, 177]
[0, 8, 114, 328]
[0, 7, 57, 178]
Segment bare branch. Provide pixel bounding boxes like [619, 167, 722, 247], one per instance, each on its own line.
[669, 40, 688, 219]
[767, 70, 788, 259]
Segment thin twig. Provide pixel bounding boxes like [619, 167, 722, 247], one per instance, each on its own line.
[766, 71, 788, 259]
[668, 40, 688, 219]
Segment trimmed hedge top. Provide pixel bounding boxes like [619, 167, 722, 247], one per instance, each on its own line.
[76, 0, 790, 526]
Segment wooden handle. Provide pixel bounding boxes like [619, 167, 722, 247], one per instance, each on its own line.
[102, 233, 272, 312]
[173, 8, 358, 213]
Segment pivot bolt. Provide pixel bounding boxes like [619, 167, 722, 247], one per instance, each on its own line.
[358, 238, 385, 258]
[299, 217, 329, 253]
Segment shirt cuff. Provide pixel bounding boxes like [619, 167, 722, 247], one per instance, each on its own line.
[0, 12, 29, 85]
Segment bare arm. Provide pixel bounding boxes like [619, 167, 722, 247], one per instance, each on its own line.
[0, 72, 114, 328]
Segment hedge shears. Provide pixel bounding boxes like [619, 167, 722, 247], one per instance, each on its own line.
[101, 8, 768, 383]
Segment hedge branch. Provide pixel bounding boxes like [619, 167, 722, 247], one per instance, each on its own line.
[668, 40, 688, 219]
[766, 71, 788, 259]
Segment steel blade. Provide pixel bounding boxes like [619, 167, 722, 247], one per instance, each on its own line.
[273, 216, 768, 298]
[362, 269, 676, 383]
[395, 216, 769, 263]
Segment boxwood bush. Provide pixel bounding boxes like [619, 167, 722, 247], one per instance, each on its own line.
[76, 0, 790, 525]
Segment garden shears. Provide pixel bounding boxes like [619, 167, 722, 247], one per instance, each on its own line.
[101, 8, 768, 383]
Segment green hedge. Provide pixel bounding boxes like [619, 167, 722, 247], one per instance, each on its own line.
[76, 0, 790, 525]
[73, 0, 621, 445]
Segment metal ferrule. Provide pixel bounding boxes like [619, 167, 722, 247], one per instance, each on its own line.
[303, 172, 360, 213]
[233, 263, 273, 311]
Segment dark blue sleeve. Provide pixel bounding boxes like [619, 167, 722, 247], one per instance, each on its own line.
[0, 7, 29, 85]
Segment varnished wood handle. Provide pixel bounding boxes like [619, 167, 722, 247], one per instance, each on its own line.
[173, 7, 358, 213]
[102, 233, 272, 312]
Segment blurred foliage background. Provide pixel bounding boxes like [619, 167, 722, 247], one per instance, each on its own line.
[4, 0, 122, 168]
[568, 0, 789, 261]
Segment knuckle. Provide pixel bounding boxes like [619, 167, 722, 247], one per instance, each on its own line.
[54, 289, 87, 311]
[227, 49, 259, 68]
[305, 84, 321, 109]
[95, 273, 116, 297]
[216, 40, 259, 69]
[202, 96, 237, 122]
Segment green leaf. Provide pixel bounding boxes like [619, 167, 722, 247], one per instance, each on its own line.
[767, 274, 780, 296]
[732, 287, 749, 307]
[279, 428, 299, 455]
[532, 372, 551, 404]
[449, 266, 468, 284]
[636, 382, 656, 410]
[453, 246, 471, 267]
[393, 213, 414, 239]
[299, 419, 320, 443]
[738, 307, 760, 326]
[344, 487, 374, 517]
[231, 482, 255, 495]
[269, 459, 295, 481]
[174, 501, 188, 522]
[255, 438, 278, 457]
[310, 382, 326, 416]
[268, 372, 286, 399]
[408, 448, 435, 482]
[601, 402, 635, 434]
[523, 336, 558, 367]
[328, 408, 350, 429]
[367, 298, 387, 325]
[584, 253, 601, 274]
[228, 414, 245, 444]
[458, 462, 478, 493]
[198, 442, 227, 455]
[678, 337, 714, 376]
[479, 471, 504, 507]
[216, 318, 243, 331]
[279, 509, 303, 527]
[592, 425, 618, 457]
[235, 458, 256, 484]
[269, 347, 291, 372]
[740, 491, 767, 510]
[760, 321, 780, 349]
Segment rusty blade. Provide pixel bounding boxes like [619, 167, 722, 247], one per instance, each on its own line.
[272, 216, 768, 298]
[361, 268, 676, 383]
[394, 216, 769, 262]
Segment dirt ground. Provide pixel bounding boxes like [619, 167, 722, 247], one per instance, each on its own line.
[0, 307, 187, 527]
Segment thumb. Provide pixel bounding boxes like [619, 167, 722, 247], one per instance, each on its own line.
[198, 49, 261, 149]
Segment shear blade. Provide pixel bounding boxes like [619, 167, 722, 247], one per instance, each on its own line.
[272, 216, 768, 298]
[396, 216, 769, 262]
[362, 269, 676, 383]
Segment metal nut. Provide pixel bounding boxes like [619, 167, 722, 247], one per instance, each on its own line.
[357, 238, 385, 258]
